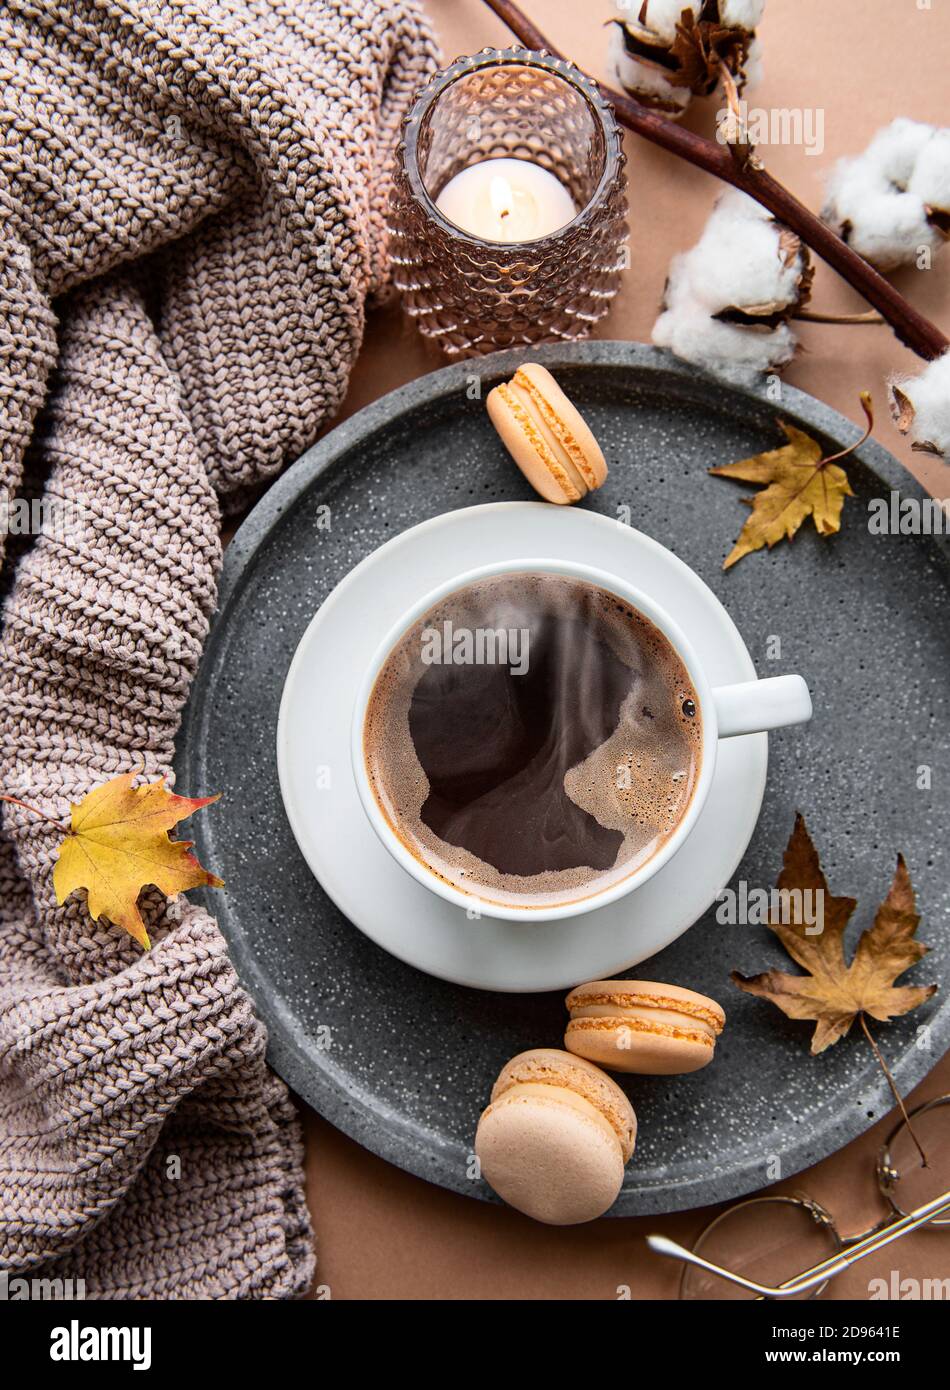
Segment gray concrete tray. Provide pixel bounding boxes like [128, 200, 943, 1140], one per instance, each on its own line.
[175, 341, 949, 1215]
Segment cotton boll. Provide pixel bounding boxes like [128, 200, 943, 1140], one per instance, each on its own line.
[822, 118, 950, 271]
[824, 170, 934, 272]
[610, 0, 764, 111]
[889, 352, 950, 457]
[653, 296, 797, 386]
[608, 21, 692, 116]
[822, 182, 927, 273]
[651, 191, 806, 385]
[683, 190, 807, 316]
[720, 0, 766, 30]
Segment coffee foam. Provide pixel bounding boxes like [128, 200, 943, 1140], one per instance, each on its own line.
[363, 573, 702, 909]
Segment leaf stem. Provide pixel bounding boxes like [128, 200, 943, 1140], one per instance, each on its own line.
[821, 392, 874, 466]
[859, 1014, 928, 1168]
[0, 792, 69, 834]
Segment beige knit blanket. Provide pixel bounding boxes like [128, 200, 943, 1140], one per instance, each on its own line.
[0, 0, 437, 1298]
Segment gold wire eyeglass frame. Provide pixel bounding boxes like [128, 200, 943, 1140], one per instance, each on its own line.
[647, 1094, 950, 1299]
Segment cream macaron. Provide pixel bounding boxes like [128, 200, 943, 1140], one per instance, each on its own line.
[486, 363, 608, 505]
[475, 1048, 636, 1225]
[565, 980, 726, 1075]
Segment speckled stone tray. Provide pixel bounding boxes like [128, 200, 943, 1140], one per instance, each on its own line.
[175, 342, 950, 1215]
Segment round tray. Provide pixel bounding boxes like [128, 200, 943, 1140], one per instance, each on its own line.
[176, 342, 949, 1215]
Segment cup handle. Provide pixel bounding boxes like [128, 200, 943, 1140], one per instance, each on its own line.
[711, 675, 812, 739]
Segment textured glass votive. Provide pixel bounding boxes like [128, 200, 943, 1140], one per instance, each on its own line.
[388, 48, 628, 357]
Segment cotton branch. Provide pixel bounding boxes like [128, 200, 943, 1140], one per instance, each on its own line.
[481, 0, 949, 362]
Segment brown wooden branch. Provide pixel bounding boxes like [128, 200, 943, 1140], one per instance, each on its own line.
[482, 0, 949, 362]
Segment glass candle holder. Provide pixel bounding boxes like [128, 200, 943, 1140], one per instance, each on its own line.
[388, 48, 628, 357]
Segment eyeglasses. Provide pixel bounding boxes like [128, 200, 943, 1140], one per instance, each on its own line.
[647, 1094, 950, 1299]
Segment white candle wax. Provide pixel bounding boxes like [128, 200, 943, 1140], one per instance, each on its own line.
[434, 157, 577, 243]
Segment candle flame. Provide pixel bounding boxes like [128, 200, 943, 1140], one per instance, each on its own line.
[489, 175, 513, 221]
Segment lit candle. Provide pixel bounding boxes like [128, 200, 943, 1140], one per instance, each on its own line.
[435, 156, 577, 243]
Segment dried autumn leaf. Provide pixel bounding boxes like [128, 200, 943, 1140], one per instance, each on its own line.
[53, 771, 222, 949]
[709, 394, 873, 569]
[732, 813, 936, 1054]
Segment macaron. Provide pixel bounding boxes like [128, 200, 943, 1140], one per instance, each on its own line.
[565, 980, 726, 1075]
[474, 1048, 636, 1225]
[486, 363, 608, 504]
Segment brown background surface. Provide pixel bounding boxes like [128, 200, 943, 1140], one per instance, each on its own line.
[300, 0, 950, 1298]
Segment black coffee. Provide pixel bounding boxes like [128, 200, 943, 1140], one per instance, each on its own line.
[363, 572, 702, 909]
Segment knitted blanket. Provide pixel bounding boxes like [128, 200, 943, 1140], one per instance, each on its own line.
[0, 0, 437, 1298]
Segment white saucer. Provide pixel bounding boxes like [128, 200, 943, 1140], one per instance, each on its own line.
[276, 503, 767, 992]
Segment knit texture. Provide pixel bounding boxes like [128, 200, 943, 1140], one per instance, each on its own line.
[0, 0, 437, 1298]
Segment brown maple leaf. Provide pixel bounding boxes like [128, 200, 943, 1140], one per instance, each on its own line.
[709, 394, 873, 569]
[732, 813, 936, 1054]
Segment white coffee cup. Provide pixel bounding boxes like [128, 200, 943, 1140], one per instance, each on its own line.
[351, 558, 811, 922]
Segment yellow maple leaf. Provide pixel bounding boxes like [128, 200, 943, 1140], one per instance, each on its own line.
[709, 394, 873, 570]
[52, 771, 223, 949]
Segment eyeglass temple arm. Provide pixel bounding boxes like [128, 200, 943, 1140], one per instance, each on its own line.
[647, 1187, 950, 1299]
[645, 1235, 850, 1298]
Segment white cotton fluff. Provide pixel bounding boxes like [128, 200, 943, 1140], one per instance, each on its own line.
[652, 190, 804, 385]
[822, 118, 950, 272]
[909, 129, 950, 218]
[720, 0, 766, 29]
[615, 0, 700, 44]
[743, 34, 764, 91]
[608, 19, 691, 114]
[869, 117, 934, 184]
[889, 352, 950, 458]
[653, 301, 797, 386]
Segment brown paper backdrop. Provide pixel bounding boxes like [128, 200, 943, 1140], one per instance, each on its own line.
[300, 0, 950, 1299]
